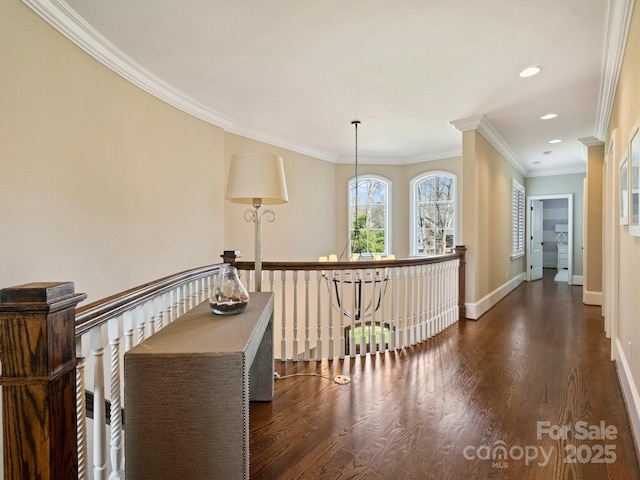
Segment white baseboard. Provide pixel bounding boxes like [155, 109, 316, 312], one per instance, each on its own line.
[583, 290, 602, 306]
[613, 337, 640, 456]
[572, 275, 584, 285]
[465, 273, 525, 320]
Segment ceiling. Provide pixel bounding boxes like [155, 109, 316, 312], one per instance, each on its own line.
[30, 0, 627, 176]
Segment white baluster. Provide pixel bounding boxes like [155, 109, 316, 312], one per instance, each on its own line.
[411, 265, 417, 345]
[315, 270, 323, 361]
[338, 270, 346, 359]
[393, 266, 401, 350]
[280, 270, 287, 362]
[174, 285, 181, 317]
[304, 270, 310, 361]
[418, 265, 425, 340]
[369, 269, 376, 354]
[423, 264, 430, 338]
[292, 270, 299, 361]
[440, 262, 445, 331]
[422, 264, 429, 339]
[90, 325, 107, 480]
[211, 273, 217, 297]
[433, 263, 439, 334]
[107, 317, 124, 479]
[402, 266, 409, 348]
[268, 270, 276, 292]
[164, 291, 172, 327]
[445, 262, 454, 327]
[245, 270, 253, 293]
[437, 262, 445, 332]
[76, 336, 88, 480]
[123, 309, 134, 352]
[145, 300, 155, 338]
[184, 282, 192, 312]
[327, 270, 334, 359]
[444, 261, 452, 328]
[423, 264, 430, 339]
[197, 277, 204, 303]
[155, 295, 164, 332]
[179, 284, 187, 316]
[451, 260, 458, 325]
[377, 269, 386, 353]
[432, 262, 440, 334]
[439, 263, 444, 329]
[356, 270, 365, 357]
[417, 265, 424, 343]
[135, 304, 146, 344]
[190, 280, 198, 310]
[452, 259, 464, 322]
[387, 268, 395, 351]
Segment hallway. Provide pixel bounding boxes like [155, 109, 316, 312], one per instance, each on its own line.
[250, 270, 640, 479]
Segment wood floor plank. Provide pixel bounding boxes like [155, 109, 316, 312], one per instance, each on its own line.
[250, 271, 640, 479]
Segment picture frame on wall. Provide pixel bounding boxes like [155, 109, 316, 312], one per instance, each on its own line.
[629, 121, 640, 236]
[620, 151, 629, 225]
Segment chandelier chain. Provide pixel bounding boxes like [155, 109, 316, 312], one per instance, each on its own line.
[352, 121, 361, 250]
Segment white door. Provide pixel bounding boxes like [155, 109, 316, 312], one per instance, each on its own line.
[530, 200, 544, 281]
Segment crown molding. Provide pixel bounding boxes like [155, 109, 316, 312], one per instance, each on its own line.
[578, 136, 606, 147]
[450, 115, 528, 176]
[402, 148, 462, 164]
[22, 0, 339, 162]
[595, 0, 635, 141]
[449, 115, 484, 132]
[226, 124, 337, 162]
[525, 164, 587, 178]
[335, 147, 463, 166]
[23, 0, 237, 128]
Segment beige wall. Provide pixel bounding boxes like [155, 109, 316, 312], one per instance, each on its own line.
[606, 0, 640, 434]
[461, 131, 526, 307]
[0, 1, 226, 301]
[223, 133, 336, 262]
[585, 144, 604, 295]
[333, 156, 462, 259]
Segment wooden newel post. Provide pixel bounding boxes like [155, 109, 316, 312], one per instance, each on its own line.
[0, 282, 86, 480]
[455, 245, 467, 319]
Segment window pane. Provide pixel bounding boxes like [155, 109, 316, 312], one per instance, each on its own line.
[413, 173, 455, 255]
[349, 176, 389, 256]
[368, 205, 385, 229]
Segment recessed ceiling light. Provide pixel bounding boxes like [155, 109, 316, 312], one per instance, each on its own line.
[540, 113, 558, 120]
[533, 161, 542, 164]
[543, 151, 552, 155]
[519, 66, 542, 78]
[549, 139, 562, 144]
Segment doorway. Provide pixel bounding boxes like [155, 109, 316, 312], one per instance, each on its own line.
[526, 194, 573, 284]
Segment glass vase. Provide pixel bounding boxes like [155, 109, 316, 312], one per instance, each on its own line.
[210, 265, 249, 315]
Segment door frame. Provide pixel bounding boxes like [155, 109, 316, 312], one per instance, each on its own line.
[526, 194, 574, 284]
[530, 199, 544, 280]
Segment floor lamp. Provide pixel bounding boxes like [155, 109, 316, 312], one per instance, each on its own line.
[225, 152, 288, 292]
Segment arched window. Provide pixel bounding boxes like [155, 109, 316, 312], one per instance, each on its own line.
[348, 175, 390, 257]
[411, 172, 456, 255]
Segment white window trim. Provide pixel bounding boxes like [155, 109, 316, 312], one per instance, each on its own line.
[512, 178, 526, 258]
[347, 174, 391, 257]
[410, 171, 457, 256]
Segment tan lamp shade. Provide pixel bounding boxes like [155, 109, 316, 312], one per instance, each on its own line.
[226, 152, 289, 205]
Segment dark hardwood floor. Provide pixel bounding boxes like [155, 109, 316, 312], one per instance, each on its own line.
[250, 270, 640, 479]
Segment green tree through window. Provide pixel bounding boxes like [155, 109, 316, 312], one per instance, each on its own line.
[349, 176, 389, 256]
